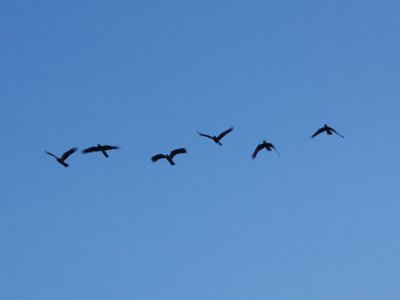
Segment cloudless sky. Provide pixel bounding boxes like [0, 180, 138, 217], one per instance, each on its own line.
[1, 1, 400, 299]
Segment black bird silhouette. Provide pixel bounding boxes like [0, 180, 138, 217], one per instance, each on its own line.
[82, 144, 119, 158]
[311, 124, 344, 138]
[45, 147, 77, 167]
[252, 140, 280, 159]
[197, 127, 234, 146]
[151, 148, 187, 165]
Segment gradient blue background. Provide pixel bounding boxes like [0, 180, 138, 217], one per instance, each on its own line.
[1, 1, 400, 299]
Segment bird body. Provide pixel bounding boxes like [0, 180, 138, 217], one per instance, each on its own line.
[252, 140, 280, 159]
[82, 144, 119, 157]
[311, 124, 344, 138]
[197, 127, 234, 146]
[151, 148, 187, 165]
[45, 147, 77, 167]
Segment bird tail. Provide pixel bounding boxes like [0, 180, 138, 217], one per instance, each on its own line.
[102, 150, 109, 158]
[60, 161, 69, 167]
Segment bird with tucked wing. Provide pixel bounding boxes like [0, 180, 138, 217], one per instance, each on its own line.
[196, 127, 234, 146]
[252, 140, 280, 159]
[82, 144, 119, 158]
[45, 147, 78, 167]
[151, 148, 187, 166]
[311, 124, 344, 139]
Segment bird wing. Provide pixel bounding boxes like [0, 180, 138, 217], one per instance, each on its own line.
[270, 144, 280, 157]
[197, 131, 214, 140]
[61, 147, 77, 161]
[170, 148, 187, 158]
[217, 127, 234, 140]
[82, 146, 99, 153]
[330, 128, 344, 138]
[45, 151, 57, 158]
[252, 144, 265, 159]
[151, 154, 166, 162]
[102, 145, 119, 151]
[311, 127, 325, 138]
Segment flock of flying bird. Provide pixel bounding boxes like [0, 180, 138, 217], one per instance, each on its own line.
[45, 123, 344, 167]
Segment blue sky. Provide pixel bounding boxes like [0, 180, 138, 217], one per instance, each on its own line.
[1, 1, 400, 299]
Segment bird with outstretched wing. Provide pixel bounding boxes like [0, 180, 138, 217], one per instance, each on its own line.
[82, 144, 119, 158]
[311, 124, 344, 138]
[151, 148, 187, 165]
[252, 141, 280, 159]
[197, 127, 234, 146]
[45, 147, 78, 167]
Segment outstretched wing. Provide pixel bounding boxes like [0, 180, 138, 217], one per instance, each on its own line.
[61, 147, 77, 161]
[330, 128, 344, 138]
[217, 127, 234, 140]
[311, 127, 325, 138]
[82, 146, 99, 154]
[151, 154, 166, 162]
[270, 144, 280, 157]
[170, 148, 187, 158]
[197, 131, 214, 140]
[102, 145, 119, 150]
[45, 151, 57, 158]
[252, 144, 265, 159]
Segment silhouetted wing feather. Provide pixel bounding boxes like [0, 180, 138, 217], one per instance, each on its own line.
[217, 127, 234, 140]
[311, 127, 325, 138]
[82, 146, 99, 153]
[151, 154, 166, 162]
[330, 128, 344, 138]
[102, 145, 119, 151]
[271, 144, 280, 157]
[197, 131, 214, 139]
[45, 151, 57, 158]
[170, 148, 187, 158]
[252, 144, 265, 159]
[61, 147, 77, 161]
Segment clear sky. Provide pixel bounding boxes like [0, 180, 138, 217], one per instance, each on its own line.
[1, 1, 400, 299]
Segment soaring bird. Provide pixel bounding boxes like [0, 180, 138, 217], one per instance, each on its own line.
[197, 127, 234, 146]
[151, 148, 187, 165]
[45, 147, 77, 167]
[252, 140, 280, 159]
[311, 124, 344, 138]
[82, 144, 119, 158]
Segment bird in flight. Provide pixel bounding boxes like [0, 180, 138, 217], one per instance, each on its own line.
[81, 144, 119, 158]
[197, 127, 234, 146]
[311, 124, 344, 138]
[252, 140, 280, 159]
[45, 147, 78, 167]
[151, 148, 187, 166]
